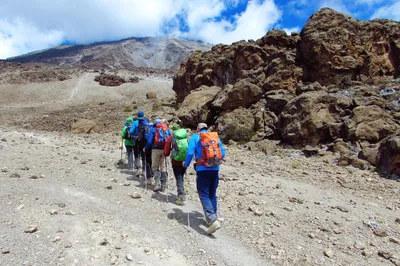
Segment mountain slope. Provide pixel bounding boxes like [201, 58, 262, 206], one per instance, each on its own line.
[6, 36, 211, 70]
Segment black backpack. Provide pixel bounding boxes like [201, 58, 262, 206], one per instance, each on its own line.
[135, 119, 150, 145]
[124, 122, 134, 140]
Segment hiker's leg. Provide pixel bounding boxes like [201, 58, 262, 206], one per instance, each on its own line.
[126, 146, 134, 169]
[173, 166, 185, 197]
[209, 170, 219, 216]
[197, 171, 217, 223]
[146, 148, 152, 178]
[152, 149, 162, 190]
[133, 145, 140, 169]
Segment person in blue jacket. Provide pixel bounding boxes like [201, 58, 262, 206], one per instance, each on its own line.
[129, 110, 148, 176]
[183, 122, 226, 235]
[144, 118, 169, 192]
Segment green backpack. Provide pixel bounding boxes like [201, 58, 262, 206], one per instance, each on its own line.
[171, 128, 188, 161]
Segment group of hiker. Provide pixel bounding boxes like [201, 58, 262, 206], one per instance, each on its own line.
[121, 110, 226, 234]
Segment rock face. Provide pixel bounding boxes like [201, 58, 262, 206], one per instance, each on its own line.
[376, 134, 400, 177]
[173, 7, 400, 172]
[299, 8, 400, 85]
[70, 119, 99, 134]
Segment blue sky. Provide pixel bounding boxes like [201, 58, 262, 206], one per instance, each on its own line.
[0, 0, 399, 59]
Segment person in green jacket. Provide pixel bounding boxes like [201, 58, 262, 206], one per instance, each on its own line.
[121, 117, 135, 170]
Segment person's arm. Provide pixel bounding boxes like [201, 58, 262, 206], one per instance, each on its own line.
[219, 138, 226, 160]
[184, 135, 196, 168]
[121, 126, 127, 139]
[145, 129, 155, 150]
[164, 135, 172, 156]
[129, 121, 138, 135]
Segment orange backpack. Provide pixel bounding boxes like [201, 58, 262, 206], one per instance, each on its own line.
[154, 123, 169, 147]
[197, 132, 223, 167]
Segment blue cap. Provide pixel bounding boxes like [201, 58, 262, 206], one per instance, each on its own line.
[138, 110, 144, 118]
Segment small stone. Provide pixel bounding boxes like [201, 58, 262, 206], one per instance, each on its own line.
[57, 203, 66, 208]
[324, 249, 334, 258]
[275, 184, 282, 189]
[110, 256, 118, 265]
[254, 210, 263, 216]
[24, 225, 38, 233]
[49, 210, 59, 215]
[288, 197, 304, 204]
[395, 218, 400, 224]
[110, 178, 117, 183]
[373, 228, 388, 237]
[283, 207, 293, 212]
[126, 254, 133, 261]
[99, 164, 106, 168]
[30, 175, 38, 179]
[208, 259, 217, 265]
[1, 167, 8, 173]
[39, 174, 45, 178]
[130, 193, 141, 199]
[81, 161, 87, 164]
[144, 247, 151, 253]
[16, 204, 24, 210]
[334, 206, 349, 213]
[354, 241, 366, 250]
[10, 173, 20, 178]
[99, 238, 108, 246]
[64, 241, 72, 248]
[1, 248, 10, 254]
[362, 250, 372, 257]
[308, 233, 316, 239]
[20, 166, 29, 170]
[53, 236, 61, 242]
[389, 237, 400, 244]
[105, 185, 112, 190]
[123, 182, 131, 186]
[378, 250, 393, 259]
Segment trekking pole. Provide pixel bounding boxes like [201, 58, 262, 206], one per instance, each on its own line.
[165, 157, 169, 203]
[144, 151, 148, 192]
[120, 139, 123, 160]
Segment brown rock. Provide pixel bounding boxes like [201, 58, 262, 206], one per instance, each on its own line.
[378, 250, 393, 260]
[346, 105, 399, 142]
[376, 134, 400, 178]
[358, 145, 379, 166]
[216, 108, 255, 142]
[70, 119, 98, 134]
[146, 91, 157, 99]
[373, 228, 388, 237]
[177, 85, 221, 127]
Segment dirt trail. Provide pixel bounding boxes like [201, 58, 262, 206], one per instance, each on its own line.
[0, 128, 270, 266]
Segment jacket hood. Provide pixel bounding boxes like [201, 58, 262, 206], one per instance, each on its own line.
[125, 117, 134, 123]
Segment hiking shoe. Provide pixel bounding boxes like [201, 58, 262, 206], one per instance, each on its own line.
[206, 220, 221, 235]
[160, 184, 166, 192]
[154, 184, 161, 192]
[136, 169, 143, 177]
[175, 197, 186, 206]
[147, 178, 154, 185]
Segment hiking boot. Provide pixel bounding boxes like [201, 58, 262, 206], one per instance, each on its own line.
[136, 168, 143, 177]
[160, 184, 166, 192]
[175, 196, 186, 206]
[147, 177, 154, 185]
[153, 184, 161, 192]
[206, 220, 221, 235]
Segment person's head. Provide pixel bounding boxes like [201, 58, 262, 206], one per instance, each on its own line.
[137, 110, 144, 120]
[171, 124, 181, 131]
[197, 122, 208, 132]
[154, 118, 162, 125]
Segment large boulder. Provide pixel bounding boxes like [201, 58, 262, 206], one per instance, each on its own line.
[212, 79, 263, 111]
[345, 105, 399, 142]
[376, 134, 400, 177]
[70, 119, 99, 134]
[278, 91, 351, 146]
[216, 108, 255, 142]
[298, 8, 400, 85]
[177, 85, 221, 127]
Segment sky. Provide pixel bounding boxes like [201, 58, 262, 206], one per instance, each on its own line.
[0, 0, 399, 59]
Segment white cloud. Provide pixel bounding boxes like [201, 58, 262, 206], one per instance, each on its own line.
[0, 18, 64, 59]
[0, 0, 283, 59]
[371, 1, 400, 20]
[318, 0, 351, 15]
[282, 27, 300, 35]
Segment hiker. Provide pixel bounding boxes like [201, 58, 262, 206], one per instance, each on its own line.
[183, 123, 226, 235]
[144, 118, 170, 192]
[121, 117, 135, 169]
[128, 110, 152, 178]
[164, 123, 188, 205]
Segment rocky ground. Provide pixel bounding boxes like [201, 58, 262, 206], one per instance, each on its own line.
[0, 69, 400, 266]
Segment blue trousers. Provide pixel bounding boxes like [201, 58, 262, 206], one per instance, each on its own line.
[196, 170, 219, 223]
[125, 146, 134, 169]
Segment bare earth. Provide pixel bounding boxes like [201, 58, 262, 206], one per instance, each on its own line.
[0, 73, 399, 266]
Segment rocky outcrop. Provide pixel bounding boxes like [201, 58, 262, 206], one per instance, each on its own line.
[70, 119, 99, 134]
[173, 8, 400, 172]
[376, 134, 400, 177]
[176, 85, 221, 127]
[298, 8, 400, 85]
[94, 73, 139, 86]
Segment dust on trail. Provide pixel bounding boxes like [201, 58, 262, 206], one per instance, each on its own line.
[68, 73, 88, 101]
[0, 128, 270, 266]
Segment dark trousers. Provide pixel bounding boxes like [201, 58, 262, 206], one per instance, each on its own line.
[172, 165, 186, 197]
[133, 143, 152, 178]
[196, 170, 219, 223]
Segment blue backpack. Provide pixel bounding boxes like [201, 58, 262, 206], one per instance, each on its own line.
[135, 119, 151, 145]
